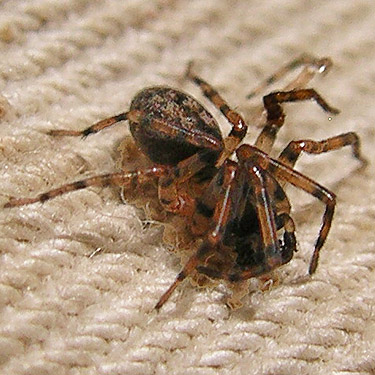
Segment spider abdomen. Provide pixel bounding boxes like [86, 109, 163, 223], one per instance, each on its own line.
[129, 87, 224, 165]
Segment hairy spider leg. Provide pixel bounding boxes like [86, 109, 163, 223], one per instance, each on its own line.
[48, 110, 143, 137]
[278, 132, 368, 169]
[185, 63, 248, 167]
[236, 144, 336, 275]
[255, 89, 340, 153]
[155, 160, 240, 309]
[4, 166, 167, 208]
[247, 54, 333, 99]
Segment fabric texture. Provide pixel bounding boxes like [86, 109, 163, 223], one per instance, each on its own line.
[0, 1, 374, 374]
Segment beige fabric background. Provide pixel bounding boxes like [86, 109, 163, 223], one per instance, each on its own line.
[0, 1, 374, 374]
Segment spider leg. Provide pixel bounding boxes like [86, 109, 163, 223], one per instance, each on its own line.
[237, 144, 336, 274]
[255, 89, 340, 153]
[190, 158, 243, 237]
[247, 54, 333, 99]
[241, 165, 282, 272]
[198, 212, 297, 282]
[47, 110, 142, 137]
[4, 166, 167, 208]
[278, 132, 368, 169]
[155, 160, 240, 309]
[185, 63, 248, 167]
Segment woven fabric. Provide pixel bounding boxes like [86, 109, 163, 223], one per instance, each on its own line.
[1, 1, 374, 374]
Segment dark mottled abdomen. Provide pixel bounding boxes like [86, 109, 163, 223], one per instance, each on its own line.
[129, 87, 224, 165]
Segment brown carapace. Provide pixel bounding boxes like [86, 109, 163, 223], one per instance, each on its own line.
[5, 55, 367, 310]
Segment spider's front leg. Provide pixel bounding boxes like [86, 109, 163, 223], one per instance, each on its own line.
[156, 159, 298, 309]
[47, 110, 142, 137]
[237, 144, 336, 275]
[155, 160, 241, 309]
[197, 166, 297, 283]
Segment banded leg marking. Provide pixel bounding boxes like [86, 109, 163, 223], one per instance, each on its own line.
[185, 63, 248, 166]
[4, 166, 166, 208]
[237, 144, 336, 274]
[255, 89, 340, 153]
[48, 110, 142, 137]
[279, 132, 368, 169]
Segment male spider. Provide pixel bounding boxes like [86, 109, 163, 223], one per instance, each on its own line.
[5, 55, 367, 310]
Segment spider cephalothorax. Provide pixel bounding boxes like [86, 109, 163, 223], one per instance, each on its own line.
[5, 55, 367, 309]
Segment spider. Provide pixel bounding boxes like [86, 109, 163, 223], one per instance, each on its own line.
[4, 55, 367, 310]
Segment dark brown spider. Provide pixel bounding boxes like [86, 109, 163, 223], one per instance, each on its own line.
[4, 55, 367, 310]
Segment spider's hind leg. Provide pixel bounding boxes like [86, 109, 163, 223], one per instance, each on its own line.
[4, 166, 167, 208]
[247, 55, 335, 129]
[48, 110, 142, 137]
[247, 54, 333, 99]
